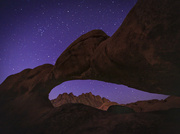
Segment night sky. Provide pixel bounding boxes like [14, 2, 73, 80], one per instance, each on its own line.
[0, 0, 168, 104]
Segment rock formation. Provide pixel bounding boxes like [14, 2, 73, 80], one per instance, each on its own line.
[51, 93, 180, 112]
[53, 0, 180, 96]
[51, 92, 114, 108]
[123, 96, 180, 112]
[0, 0, 180, 133]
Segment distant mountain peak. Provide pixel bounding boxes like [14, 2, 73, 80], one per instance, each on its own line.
[51, 92, 116, 109]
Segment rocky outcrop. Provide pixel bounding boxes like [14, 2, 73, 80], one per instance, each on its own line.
[0, 0, 180, 133]
[53, 30, 109, 81]
[123, 96, 180, 112]
[52, 0, 180, 96]
[88, 0, 180, 95]
[51, 92, 113, 108]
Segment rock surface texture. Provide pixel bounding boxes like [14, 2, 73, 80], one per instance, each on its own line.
[0, 0, 180, 133]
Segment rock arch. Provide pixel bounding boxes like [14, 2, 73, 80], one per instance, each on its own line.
[0, 0, 179, 133]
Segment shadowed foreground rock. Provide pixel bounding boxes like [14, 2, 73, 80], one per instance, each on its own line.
[123, 96, 180, 112]
[0, 0, 180, 133]
[107, 105, 135, 114]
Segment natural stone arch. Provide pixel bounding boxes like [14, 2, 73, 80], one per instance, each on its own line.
[0, 0, 179, 133]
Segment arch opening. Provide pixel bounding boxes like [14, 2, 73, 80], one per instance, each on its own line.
[49, 80, 168, 104]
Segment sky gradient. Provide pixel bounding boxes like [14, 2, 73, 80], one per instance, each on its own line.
[0, 0, 168, 104]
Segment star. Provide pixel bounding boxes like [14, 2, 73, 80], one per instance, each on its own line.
[0, 0, 168, 104]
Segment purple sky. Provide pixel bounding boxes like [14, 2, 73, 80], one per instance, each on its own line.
[0, 0, 168, 104]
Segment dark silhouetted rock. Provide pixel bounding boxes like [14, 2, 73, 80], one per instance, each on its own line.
[89, 0, 180, 96]
[0, 0, 180, 133]
[123, 96, 180, 112]
[52, 0, 180, 96]
[107, 105, 135, 114]
[53, 30, 109, 81]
